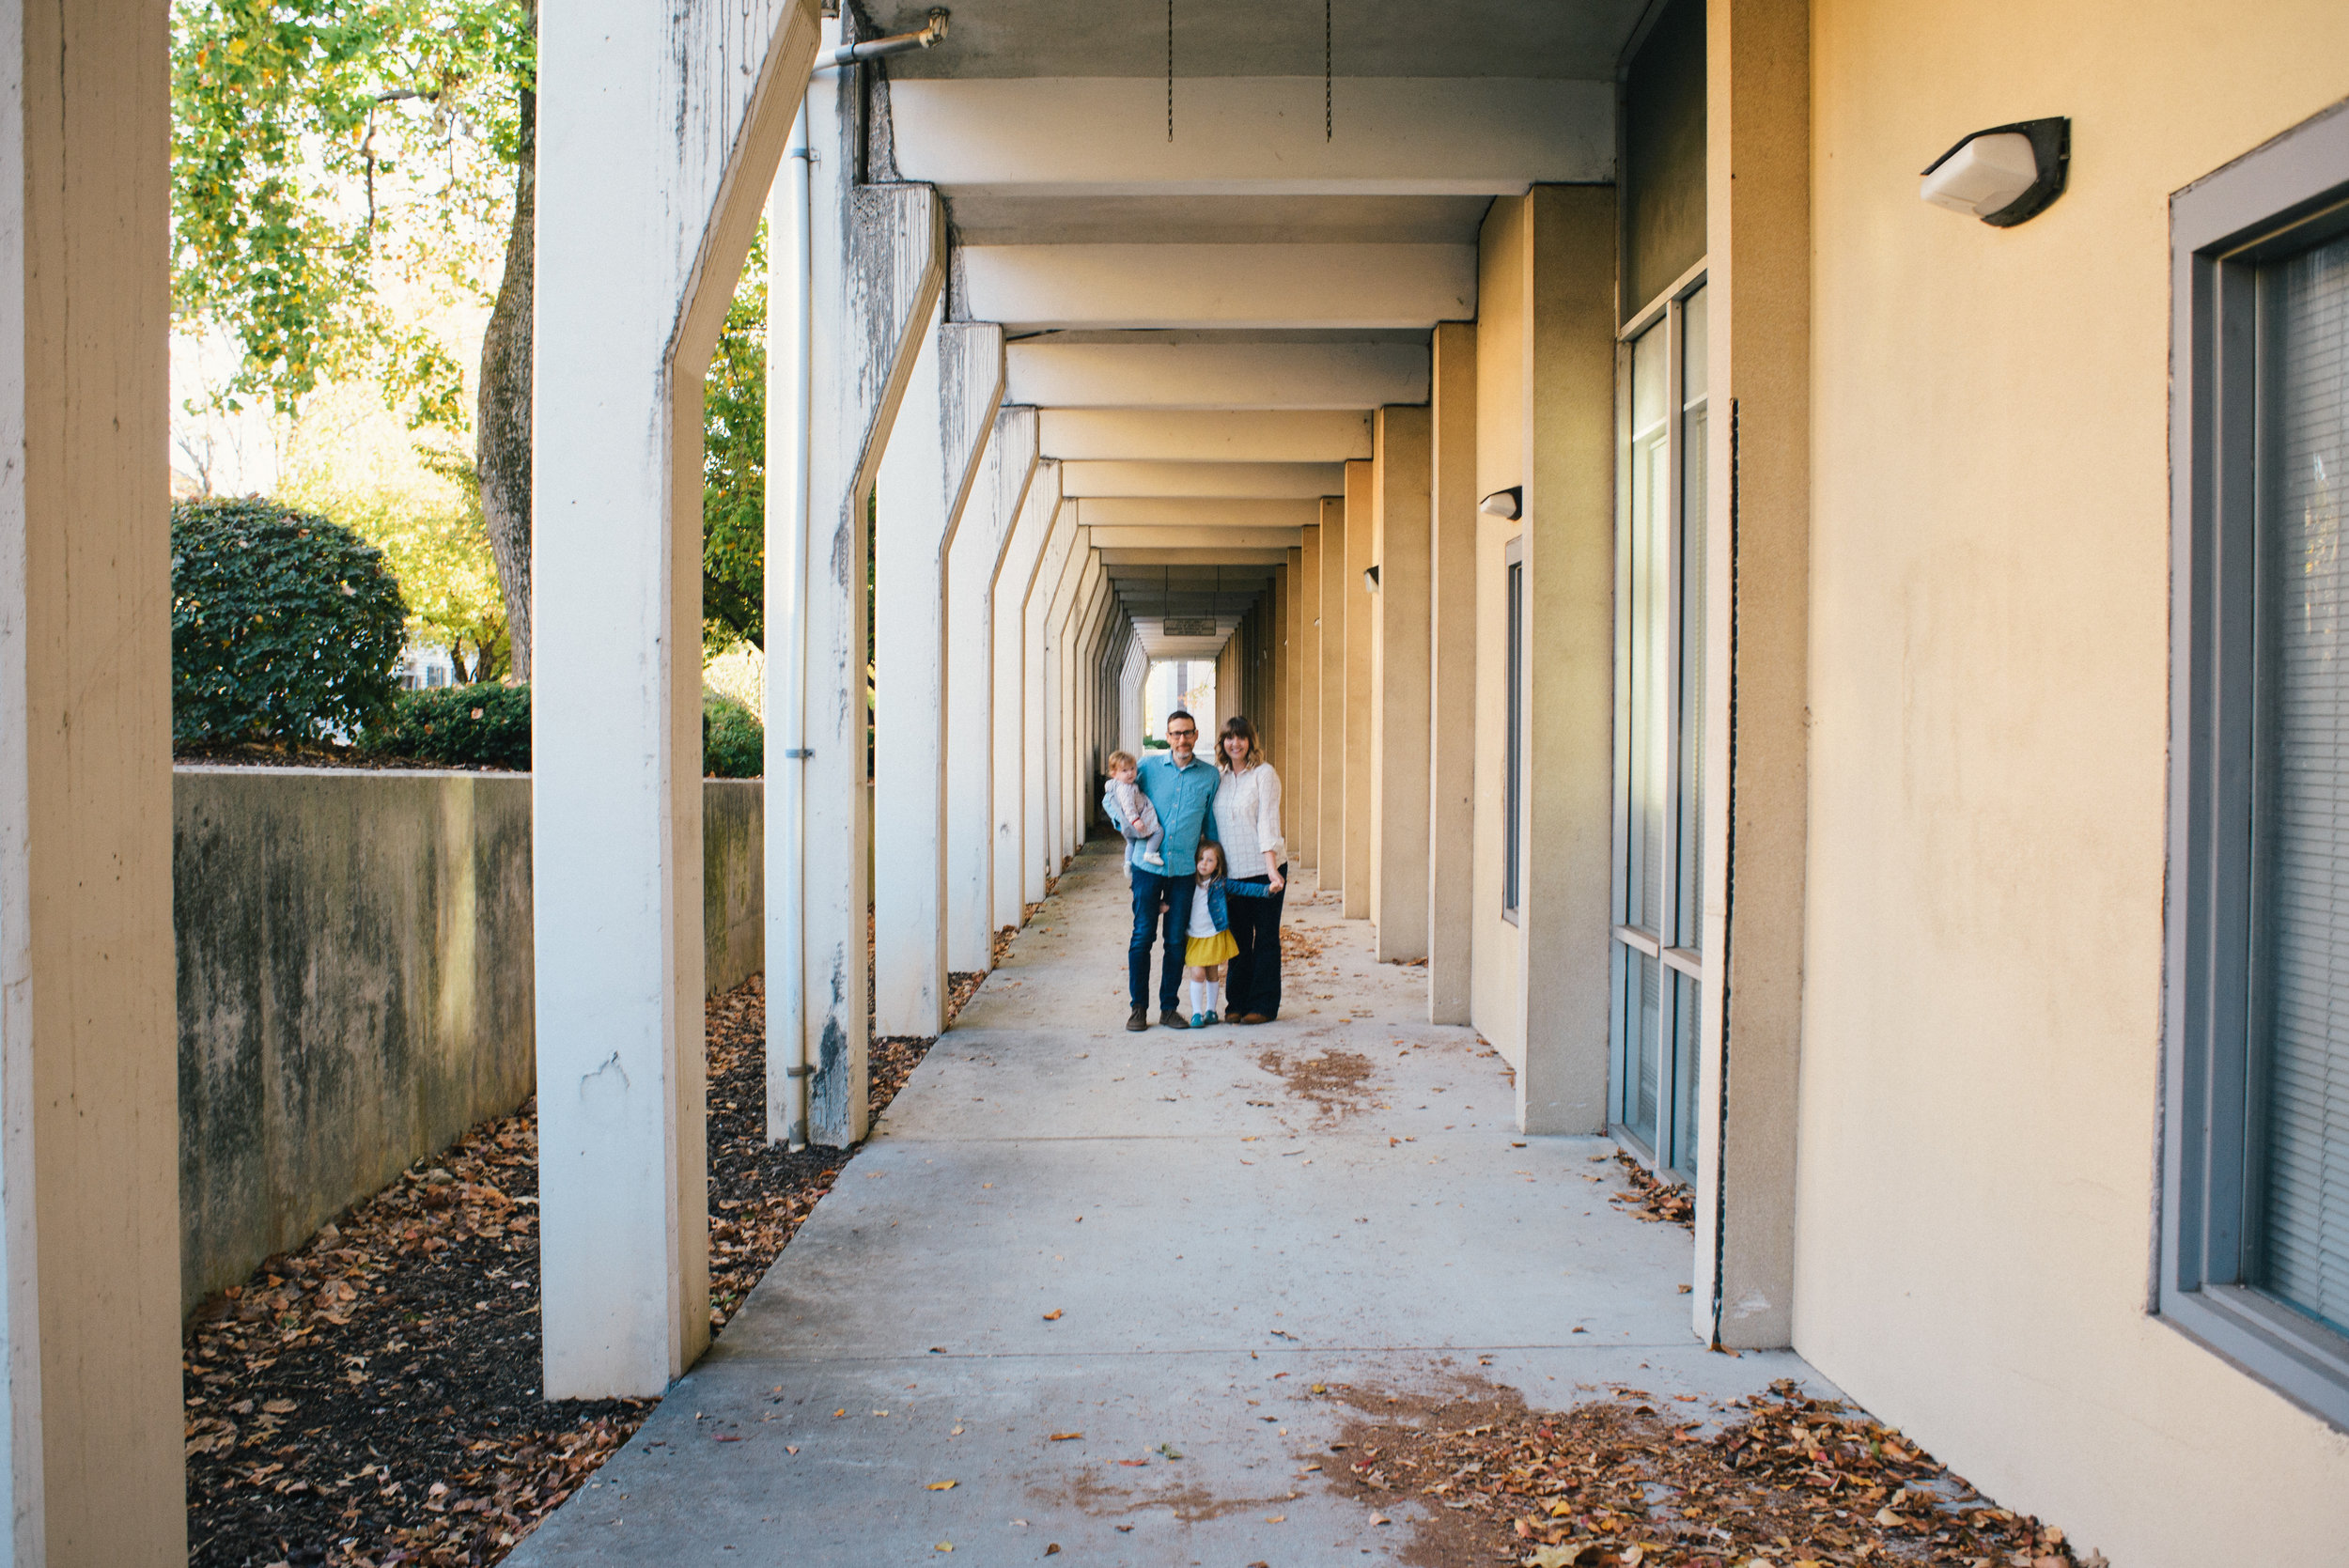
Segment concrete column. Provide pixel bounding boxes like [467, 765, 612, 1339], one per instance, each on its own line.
[537, 0, 819, 1394]
[873, 310, 1005, 1036]
[798, 57, 946, 1141]
[1371, 405, 1433, 959]
[0, 2, 182, 1554]
[1120, 636, 1147, 757]
[1516, 184, 1619, 1135]
[1295, 527, 1321, 868]
[1317, 497, 1347, 891]
[1693, 0, 1811, 1351]
[1270, 563, 1290, 771]
[1027, 515, 1084, 897]
[993, 467, 1060, 931]
[1428, 323, 1480, 1023]
[946, 408, 1040, 972]
[1060, 557, 1108, 858]
[1343, 458, 1376, 919]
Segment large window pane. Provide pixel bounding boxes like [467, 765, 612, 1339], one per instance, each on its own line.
[1675, 287, 1709, 953]
[1626, 324, 1671, 935]
[2255, 229, 2349, 1338]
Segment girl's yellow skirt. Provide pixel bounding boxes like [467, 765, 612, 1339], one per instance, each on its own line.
[1185, 929, 1237, 966]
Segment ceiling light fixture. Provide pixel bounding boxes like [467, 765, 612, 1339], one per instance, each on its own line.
[1479, 487, 1521, 520]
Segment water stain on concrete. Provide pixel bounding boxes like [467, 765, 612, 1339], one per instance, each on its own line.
[1256, 1045, 1381, 1123]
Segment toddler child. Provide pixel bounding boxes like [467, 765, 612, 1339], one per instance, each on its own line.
[1103, 750, 1165, 872]
[1182, 842, 1240, 1025]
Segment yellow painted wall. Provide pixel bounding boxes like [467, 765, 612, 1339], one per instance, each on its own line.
[1798, 3, 2349, 1561]
[1470, 195, 1528, 1068]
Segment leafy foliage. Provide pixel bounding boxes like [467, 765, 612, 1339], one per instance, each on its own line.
[305, 482, 508, 682]
[703, 223, 767, 655]
[704, 692, 765, 779]
[365, 681, 530, 768]
[170, 0, 533, 422]
[172, 498, 410, 742]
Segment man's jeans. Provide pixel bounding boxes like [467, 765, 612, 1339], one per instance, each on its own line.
[1128, 868, 1196, 1011]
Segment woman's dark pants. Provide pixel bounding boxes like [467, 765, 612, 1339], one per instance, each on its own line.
[1224, 866, 1286, 1018]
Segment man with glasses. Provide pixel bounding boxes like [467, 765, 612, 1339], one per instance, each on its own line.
[1112, 710, 1220, 1030]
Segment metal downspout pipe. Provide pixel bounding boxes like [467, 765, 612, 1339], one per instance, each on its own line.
[770, 97, 817, 1151]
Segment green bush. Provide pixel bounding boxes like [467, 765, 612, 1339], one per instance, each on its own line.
[366, 682, 532, 768]
[171, 498, 410, 743]
[704, 692, 763, 779]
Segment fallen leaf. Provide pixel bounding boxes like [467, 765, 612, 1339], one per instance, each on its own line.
[785, 1446, 799, 1454]
[1041, 1310, 1063, 1321]
[926, 1480, 957, 1490]
[1044, 1546, 1060, 1557]
[934, 1544, 952, 1553]
[713, 1434, 744, 1443]
[261, 1399, 297, 1415]
[1264, 1514, 1285, 1523]
[1049, 1432, 1082, 1441]
[1118, 1458, 1149, 1467]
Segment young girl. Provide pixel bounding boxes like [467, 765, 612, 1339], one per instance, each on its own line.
[1181, 842, 1239, 1026]
[1180, 842, 1280, 1026]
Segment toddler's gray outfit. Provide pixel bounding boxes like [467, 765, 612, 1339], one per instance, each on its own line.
[1106, 778, 1165, 871]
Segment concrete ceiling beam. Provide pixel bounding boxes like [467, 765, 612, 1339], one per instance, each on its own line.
[1087, 525, 1303, 551]
[1097, 548, 1295, 566]
[1039, 409, 1372, 462]
[1062, 461, 1342, 500]
[1008, 341, 1428, 410]
[889, 77, 1611, 196]
[1074, 497, 1319, 530]
[961, 242, 1474, 331]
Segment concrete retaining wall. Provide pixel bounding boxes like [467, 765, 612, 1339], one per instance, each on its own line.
[175, 768, 763, 1312]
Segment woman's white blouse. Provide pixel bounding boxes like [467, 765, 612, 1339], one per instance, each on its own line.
[1212, 762, 1285, 872]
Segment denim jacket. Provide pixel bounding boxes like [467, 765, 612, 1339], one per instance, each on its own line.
[1190, 875, 1277, 935]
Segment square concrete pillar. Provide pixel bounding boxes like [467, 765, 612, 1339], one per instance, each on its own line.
[1428, 323, 1480, 1023]
[946, 410, 1039, 972]
[1295, 528, 1321, 868]
[1517, 185, 1619, 1134]
[993, 468, 1060, 931]
[1029, 516, 1086, 895]
[537, 0, 820, 1393]
[0, 1, 184, 1554]
[1371, 405, 1434, 960]
[1343, 458, 1377, 919]
[1691, 0, 1810, 1352]
[873, 309, 1004, 1036]
[1317, 497, 1348, 892]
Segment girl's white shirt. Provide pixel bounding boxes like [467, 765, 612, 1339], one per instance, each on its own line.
[1187, 884, 1221, 939]
[1212, 759, 1285, 872]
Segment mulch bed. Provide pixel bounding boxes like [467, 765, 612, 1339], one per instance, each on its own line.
[1326, 1377, 2101, 1568]
[186, 955, 986, 1567]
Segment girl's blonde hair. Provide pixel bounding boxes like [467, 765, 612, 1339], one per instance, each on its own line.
[1107, 749, 1137, 770]
[1193, 840, 1225, 880]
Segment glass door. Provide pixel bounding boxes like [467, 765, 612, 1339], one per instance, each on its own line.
[1610, 282, 1707, 1181]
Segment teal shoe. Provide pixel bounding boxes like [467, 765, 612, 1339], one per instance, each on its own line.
[1190, 1012, 1207, 1029]
[1203, 1011, 1221, 1027]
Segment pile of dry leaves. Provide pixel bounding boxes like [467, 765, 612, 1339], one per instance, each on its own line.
[1612, 1151, 1697, 1229]
[188, 961, 978, 1568]
[1329, 1378, 2098, 1568]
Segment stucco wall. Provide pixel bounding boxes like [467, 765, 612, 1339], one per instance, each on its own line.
[176, 768, 763, 1313]
[1797, 4, 2349, 1562]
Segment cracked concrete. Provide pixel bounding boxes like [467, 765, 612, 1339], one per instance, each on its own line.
[506, 840, 1826, 1566]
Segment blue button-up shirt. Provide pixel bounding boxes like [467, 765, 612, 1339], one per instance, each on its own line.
[1138, 751, 1219, 876]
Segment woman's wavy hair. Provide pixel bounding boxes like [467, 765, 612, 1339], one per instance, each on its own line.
[1217, 713, 1265, 770]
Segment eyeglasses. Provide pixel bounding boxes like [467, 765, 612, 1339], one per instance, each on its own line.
[1167, 727, 1196, 738]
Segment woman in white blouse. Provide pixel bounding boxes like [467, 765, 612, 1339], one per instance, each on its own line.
[1211, 715, 1286, 1024]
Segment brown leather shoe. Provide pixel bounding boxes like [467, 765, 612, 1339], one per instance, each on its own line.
[1233, 1013, 1268, 1026]
[1126, 1007, 1149, 1032]
[1159, 1008, 1190, 1029]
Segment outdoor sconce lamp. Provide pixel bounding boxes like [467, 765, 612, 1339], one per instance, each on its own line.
[1920, 117, 2069, 226]
[1479, 487, 1522, 520]
[1363, 565, 1381, 594]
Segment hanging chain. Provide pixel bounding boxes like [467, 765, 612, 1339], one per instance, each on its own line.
[1166, 0, 1174, 142]
[1325, 0, 1332, 140]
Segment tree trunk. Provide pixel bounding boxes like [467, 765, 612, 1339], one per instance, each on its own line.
[476, 4, 536, 679]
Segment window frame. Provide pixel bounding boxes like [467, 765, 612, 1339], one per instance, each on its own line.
[2164, 97, 2349, 1434]
[1503, 534, 1525, 924]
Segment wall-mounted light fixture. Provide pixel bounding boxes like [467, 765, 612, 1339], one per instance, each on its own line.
[1363, 565, 1381, 594]
[1920, 117, 2069, 226]
[1479, 486, 1522, 520]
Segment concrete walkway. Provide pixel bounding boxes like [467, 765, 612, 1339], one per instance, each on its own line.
[509, 842, 1820, 1566]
